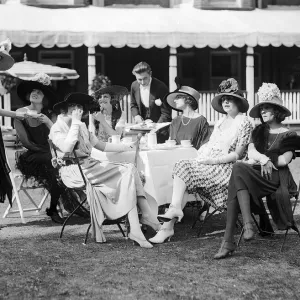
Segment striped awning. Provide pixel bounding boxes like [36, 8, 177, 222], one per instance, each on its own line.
[1, 2, 300, 49]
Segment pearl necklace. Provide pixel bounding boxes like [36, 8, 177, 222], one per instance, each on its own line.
[267, 133, 279, 150]
[181, 112, 195, 126]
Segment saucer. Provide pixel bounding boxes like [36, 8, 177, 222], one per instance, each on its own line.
[181, 144, 193, 148]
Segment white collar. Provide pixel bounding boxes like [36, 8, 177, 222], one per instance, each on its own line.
[140, 77, 152, 90]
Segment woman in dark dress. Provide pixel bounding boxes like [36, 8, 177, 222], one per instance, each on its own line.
[214, 83, 298, 259]
[166, 86, 210, 150]
[0, 38, 28, 205]
[14, 73, 64, 224]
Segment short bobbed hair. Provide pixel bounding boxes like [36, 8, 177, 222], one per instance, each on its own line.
[181, 95, 198, 111]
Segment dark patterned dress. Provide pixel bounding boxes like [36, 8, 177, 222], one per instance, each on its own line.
[173, 114, 253, 208]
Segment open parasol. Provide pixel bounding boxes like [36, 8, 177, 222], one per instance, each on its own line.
[0, 54, 79, 81]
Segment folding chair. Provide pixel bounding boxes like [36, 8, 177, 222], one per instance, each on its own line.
[48, 140, 128, 244]
[190, 193, 229, 236]
[83, 134, 143, 243]
[3, 150, 50, 224]
[190, 192, 244, 237]
[237, 185, 300, 252]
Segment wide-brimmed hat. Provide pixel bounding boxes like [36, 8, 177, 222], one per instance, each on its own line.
[166, 86, 200, 111]
[17, 73, 57, 108]
[249, 83, 291, 118]
[53, 92, 94, 114]
[211, 78, 249, 114]
[0, 49, 15, 71]
[92, 85, 128, 101]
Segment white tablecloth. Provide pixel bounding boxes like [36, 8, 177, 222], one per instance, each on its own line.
[91, 147, 198, 209]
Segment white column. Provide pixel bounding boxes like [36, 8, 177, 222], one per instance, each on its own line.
[169, 47, 177, 92]
[88, 47, 96, 94]
[4, 94, 11, 127]
[88, 47, 96, 133]
[246, 46, 255, 111]
[169, 47, 178, 118]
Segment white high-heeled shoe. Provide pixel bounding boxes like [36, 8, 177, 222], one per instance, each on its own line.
[148, 228, 174, 244]
[157, 205, 183, 222]
[128, 233, 153, 249]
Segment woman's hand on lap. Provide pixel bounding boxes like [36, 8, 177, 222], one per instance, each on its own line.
[261, 160, 277, 180]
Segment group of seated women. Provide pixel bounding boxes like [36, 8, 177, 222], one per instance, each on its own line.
[8, 70, 300, 257]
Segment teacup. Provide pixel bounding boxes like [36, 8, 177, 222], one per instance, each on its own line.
[122, 136, 132, 144]
[181, 140, 192, 147]
[108, 135, 121, 144]
[166, 139, 176, 147]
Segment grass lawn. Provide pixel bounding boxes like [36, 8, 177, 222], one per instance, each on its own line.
[1, 148, 300, 300]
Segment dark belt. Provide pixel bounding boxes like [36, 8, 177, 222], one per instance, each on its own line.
[63, 156, 88, 166]
[63, 158, 78, 166]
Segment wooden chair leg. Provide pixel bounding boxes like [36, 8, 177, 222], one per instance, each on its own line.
[83, 224, 92, 245]
[280, 196, 300, 252]
[237, 228, 244, 247]
[191, 203, 209, 229]
[251, 213, 264, 236]
[117, 223, 126, 238]
[197, 208, 218, 237]
[60, 194, 88, 239]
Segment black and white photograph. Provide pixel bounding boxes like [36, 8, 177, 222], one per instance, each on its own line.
[0, 0, 300, 299]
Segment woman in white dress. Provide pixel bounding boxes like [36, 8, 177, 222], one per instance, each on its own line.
[50, 93, 161, 248]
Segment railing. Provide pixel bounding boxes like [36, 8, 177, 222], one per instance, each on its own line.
[1, 91, 300, 128]
[121, 90, 300, 126]
[121, 91, 232, 125]
[273, 90, 300, 125]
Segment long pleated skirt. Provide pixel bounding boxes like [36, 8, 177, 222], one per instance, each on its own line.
[60, 157, 146, 242]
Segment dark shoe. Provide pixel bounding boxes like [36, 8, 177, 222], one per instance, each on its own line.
[46, 209, 64, 224]
[214, 240, 236, 259]
[243, 222, 255, 241]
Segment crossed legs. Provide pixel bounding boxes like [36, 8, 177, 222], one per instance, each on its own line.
[214, 189, 254, 259]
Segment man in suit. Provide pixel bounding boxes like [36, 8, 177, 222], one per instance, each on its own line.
[130, 62, 172, 142]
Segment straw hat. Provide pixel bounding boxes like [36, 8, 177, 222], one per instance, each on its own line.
[17, 73, 57, 108]
[211, 78, 249, 114]
[53, 92, 94, 113]
[249, 83, 291, 118]
[166, 86, 200, 111]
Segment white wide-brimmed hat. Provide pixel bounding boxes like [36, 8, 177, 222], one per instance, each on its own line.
[249, 83, 291, 118]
